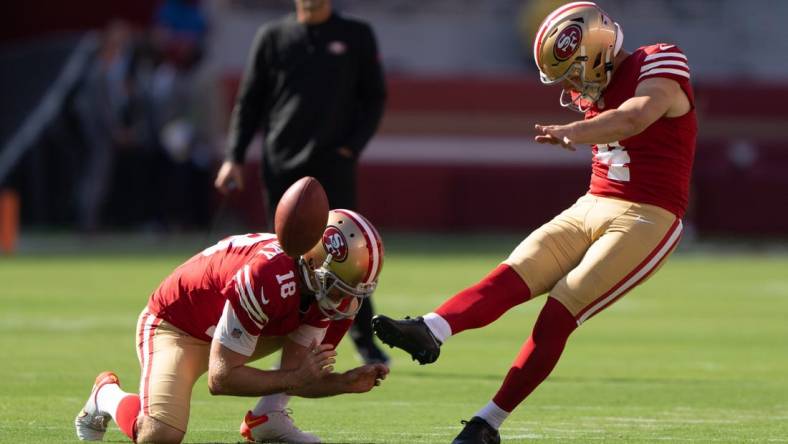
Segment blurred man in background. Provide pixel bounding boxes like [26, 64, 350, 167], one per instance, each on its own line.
[373, 2, 697, 443]
[75, 0, 217, 232]
[73, 21, 134, 233]
[214, 0, 389, 376]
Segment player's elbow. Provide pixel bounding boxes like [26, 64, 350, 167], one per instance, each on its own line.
[207, 375, 224, 395]
[207, 376, 228, 396]
[207, 367, 230, 396]
[618, 110, 649, 138]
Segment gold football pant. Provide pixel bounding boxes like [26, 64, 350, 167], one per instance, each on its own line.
[504, 194, 682, 324]
[135, 312, 207, 432]
[134, 311, 286, 432]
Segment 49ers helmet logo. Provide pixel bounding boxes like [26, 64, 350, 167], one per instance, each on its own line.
[322, 226, 348, 262]
[553, 24, 582, 61]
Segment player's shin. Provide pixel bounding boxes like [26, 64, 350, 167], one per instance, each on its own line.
[97, 384, 140, 440]
[434, 264, 532, 338]
[114, 395, 141, 440]
[490, 297, 577, 413]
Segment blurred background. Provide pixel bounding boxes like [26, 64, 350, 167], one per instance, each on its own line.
[2, 0, 787, 252]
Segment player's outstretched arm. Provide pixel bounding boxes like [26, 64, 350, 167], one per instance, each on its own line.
[207, 338, 336, 397]
[535, 77, 686, 147]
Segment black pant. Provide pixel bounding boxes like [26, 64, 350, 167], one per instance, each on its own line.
[262, 157, 357, 222]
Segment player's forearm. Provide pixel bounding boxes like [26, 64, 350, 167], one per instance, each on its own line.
[208, 364, 298, 397]
[286, 372, 352, 398]
[566, 108, 642, 145]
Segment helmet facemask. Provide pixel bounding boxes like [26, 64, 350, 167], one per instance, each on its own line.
[298, 209, 384, 321]
[298, 255, 374, 320]
[541, 43, 615, 113]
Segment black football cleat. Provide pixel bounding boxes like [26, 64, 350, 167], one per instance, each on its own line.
[371, 315, 441, 365]
[451, 417, 501, 444]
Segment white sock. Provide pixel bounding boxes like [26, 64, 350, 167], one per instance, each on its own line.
[96, 383, 128, 419]
[475, 401, 509, 430]
[252, 392, 291, 416]
[422, 312, 452, 343]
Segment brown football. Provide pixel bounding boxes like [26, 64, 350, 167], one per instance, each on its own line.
[274, 176, 329, 257]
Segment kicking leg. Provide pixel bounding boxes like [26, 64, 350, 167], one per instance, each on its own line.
[455, 198, 682, 440]
[373, 264, 531, 364]
[373, 199, 590, 364]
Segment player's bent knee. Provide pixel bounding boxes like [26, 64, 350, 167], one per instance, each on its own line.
[136, 415, 185, 444]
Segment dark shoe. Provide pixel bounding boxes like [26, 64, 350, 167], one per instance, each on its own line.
[452, 417, 500, 444]
[371, 315, 441, 365]
[356, 340, 391, 366]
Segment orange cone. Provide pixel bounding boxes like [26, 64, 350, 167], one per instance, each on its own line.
[0, 189, 19, 254]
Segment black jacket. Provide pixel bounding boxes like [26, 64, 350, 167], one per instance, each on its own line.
[226, 12, 386, 174]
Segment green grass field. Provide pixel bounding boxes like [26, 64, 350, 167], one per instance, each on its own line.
[1, 234, 787, 443]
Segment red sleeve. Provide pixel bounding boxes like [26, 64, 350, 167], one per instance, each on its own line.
[223, 261, 275, 336]
[637, 44, 693, 105]
[322, 318, 354, 348]
[301, 303, 330, 329]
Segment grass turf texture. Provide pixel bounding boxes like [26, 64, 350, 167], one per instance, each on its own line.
[1, 234, 787, 443]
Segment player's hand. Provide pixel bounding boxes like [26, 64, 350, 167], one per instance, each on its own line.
[342, 363, 389, 393]
[534, 124, 576, 151]
[214, 160, 244, 193]
[337, 146, 355, 159]
[292, 340, 337, 387]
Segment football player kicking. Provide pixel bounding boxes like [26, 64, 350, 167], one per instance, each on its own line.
[75, 210, 388, 444]
[372, 2, 696, 443]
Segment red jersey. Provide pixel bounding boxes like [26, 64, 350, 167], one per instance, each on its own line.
[147, 233, 329, 342]
[586, 44, 697, 218]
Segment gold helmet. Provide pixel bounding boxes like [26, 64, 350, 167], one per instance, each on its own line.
[533, 1, 623, 112]
[299, 209, 384, 320]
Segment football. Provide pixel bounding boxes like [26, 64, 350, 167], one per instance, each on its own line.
[274, 176, 329, 257]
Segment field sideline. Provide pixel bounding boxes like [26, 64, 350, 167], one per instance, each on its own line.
[1, 234, 787, 443]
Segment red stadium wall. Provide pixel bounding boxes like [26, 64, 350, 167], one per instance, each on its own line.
[222, 75, 788, 236]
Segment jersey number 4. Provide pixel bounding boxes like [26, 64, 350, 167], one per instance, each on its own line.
[596, 141, 631, 182]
